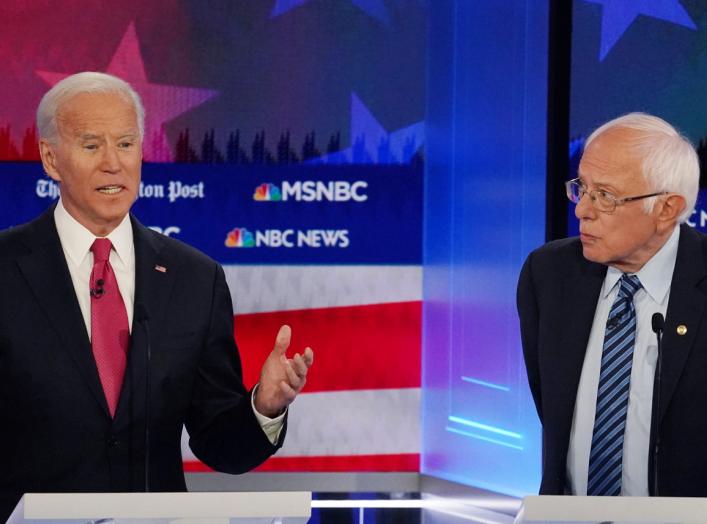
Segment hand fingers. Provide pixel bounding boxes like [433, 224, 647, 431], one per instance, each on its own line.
[273, 325, 291, 356]
[279, 380, 297, 403]
[283, 358, 307, 392]
[302, 347, 314, 366]
[292, 353, 309, 377]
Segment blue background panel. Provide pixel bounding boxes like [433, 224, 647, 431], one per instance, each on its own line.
[422, 0, 548, 496]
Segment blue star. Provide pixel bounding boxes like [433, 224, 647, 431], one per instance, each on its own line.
[309, 92, 424, 165]
[351, 0, 390, 24]
[584, 0, 696, 61]
[271, 0, 390, 24]
[270, 0, 303, 18]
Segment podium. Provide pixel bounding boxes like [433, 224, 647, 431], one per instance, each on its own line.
[7, 492, 311, 524]
[514, 495, 707, 523]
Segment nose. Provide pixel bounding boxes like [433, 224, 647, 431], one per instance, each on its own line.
[575, 191, 596, 221]
[100, 144, 121, 173]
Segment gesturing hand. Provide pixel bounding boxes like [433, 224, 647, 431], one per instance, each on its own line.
[254, 325, 314, 418]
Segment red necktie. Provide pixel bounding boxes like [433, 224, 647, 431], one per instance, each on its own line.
[90, 238, 129, 418]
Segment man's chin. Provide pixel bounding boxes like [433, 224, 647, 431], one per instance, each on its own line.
[96, 192, 134, 214]
[82, 207, 132, 236]
[581, 245, 604, 265]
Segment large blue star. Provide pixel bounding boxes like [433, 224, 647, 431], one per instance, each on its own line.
[585, 0, 696, 61]
[308, 92, 424, 165]
[271, 0, 390, 24]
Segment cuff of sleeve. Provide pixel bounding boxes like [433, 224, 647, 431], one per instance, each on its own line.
[251, 384, 286, 445]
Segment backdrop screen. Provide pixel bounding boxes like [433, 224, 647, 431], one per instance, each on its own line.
[569, 0, 707, 235]
[0, 0, 427, 473]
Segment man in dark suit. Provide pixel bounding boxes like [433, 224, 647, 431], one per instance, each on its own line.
[0, 72, 314, 521]
[518, 112, 705, 496]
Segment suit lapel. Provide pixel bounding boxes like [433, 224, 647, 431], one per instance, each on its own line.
[113, 216, 177, 425]
[131, 215, 176, 346]
[555, 249, 606, 443]
[15, 207, 110, 416]
[659, 224, 707, 422]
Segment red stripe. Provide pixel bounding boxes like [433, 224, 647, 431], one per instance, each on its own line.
[184, 453, 419, 473]
[235, 301, 421, 393]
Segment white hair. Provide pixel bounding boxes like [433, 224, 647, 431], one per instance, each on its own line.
[37, 71, 145, 143]
[586, 112, 699, 223]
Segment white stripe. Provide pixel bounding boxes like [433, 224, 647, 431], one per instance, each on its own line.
[222, 265, 421, 314]
[181, 388, 420, 460]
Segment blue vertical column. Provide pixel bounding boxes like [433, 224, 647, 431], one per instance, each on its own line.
[422, 1, 548, 495]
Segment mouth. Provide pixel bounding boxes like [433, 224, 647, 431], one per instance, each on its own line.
[580, 231, 598, 242]
[96, 185, 125, 195]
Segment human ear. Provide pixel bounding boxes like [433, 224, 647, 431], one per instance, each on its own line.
[39, 139, 61, 182]
[657, 194, 686, 225]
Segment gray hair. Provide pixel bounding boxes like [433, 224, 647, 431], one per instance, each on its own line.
[37, 71, 145, 143]
[586, 112, 699, 223]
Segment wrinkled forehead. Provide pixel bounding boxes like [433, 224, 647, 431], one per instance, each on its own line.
[55, 91, 139, 137]
[579, 127, 645, 183]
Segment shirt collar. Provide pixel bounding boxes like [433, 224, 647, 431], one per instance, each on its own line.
[603, 225, 680, 304]
[54, 199, 134, 267]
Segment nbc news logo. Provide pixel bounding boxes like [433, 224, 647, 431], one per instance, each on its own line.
[224, 227, 255, 248]
[225, 227, 349, 248]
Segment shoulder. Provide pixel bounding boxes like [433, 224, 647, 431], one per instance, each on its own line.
[680, 222, 707, 250]
[675, 224, 707, 277]
[0, 224, 28, 256]
[0, 212, 52, 259]
[522, 236, 584, 276]
[134, 222, 221, 274]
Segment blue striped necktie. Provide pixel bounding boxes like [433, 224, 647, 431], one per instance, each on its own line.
[587, 273, 642, 496]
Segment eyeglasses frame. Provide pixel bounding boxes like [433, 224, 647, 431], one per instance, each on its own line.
[565, 178, 668, 213]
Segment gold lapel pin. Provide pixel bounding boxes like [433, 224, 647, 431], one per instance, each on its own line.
[677, 324, 687, 336]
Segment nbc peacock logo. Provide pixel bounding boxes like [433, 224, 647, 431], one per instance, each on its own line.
[253, 183, 282, 201]
[225, 227, 255, 248]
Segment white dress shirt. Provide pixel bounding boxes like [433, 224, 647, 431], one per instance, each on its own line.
[567, 225, 680, 496]
[53, 200, 284, 444]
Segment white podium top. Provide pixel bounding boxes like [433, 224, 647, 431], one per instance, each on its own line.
[7, 491, 311, 524]
[515, 495, 707, 524]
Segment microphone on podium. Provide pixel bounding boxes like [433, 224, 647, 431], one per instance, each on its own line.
[651, 312, 665, 497]
[134, 303, 152, 492]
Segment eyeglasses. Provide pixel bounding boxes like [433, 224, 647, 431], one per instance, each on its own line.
[565, 178, 668, 213]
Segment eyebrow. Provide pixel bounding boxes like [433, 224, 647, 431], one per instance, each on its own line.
[577, 175, 619, 193]
[78, 132, 138, 141]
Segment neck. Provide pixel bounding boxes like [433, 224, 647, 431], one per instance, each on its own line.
[59, 200, 124, 237]
[609, 223, 678, 274]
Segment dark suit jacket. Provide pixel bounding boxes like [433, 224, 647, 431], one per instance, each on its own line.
[0, 207, 283, 521]
[517, 223, 707, 496]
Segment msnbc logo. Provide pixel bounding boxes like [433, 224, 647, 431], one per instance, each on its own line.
[253, 180, 368, 202]
[253, 183, 282, 201]
[225, 227, 255, 248]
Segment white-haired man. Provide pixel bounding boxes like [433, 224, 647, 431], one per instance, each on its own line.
[0, 72, 313, 521]
[518, 112, 705, 496]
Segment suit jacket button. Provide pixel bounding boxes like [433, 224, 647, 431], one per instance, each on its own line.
[107, 436, 118, 448]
